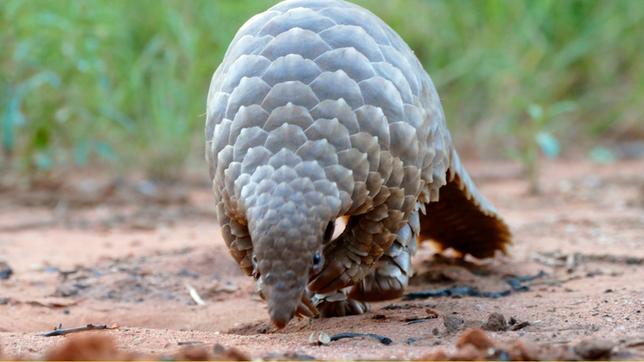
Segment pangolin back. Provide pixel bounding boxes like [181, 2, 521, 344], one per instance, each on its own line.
[206, 0, 510, 297]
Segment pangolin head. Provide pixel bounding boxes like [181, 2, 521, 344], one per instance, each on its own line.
[252, 224, 324, 328]
[244, 160, 341, 328]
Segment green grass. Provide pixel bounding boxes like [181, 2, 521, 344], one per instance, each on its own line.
[1, 0, 643, 181]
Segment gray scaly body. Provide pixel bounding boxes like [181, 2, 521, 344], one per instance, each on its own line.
[206, 0, 511, 328]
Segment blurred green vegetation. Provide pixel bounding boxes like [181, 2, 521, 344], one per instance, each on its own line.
[1, 0, 643, 181]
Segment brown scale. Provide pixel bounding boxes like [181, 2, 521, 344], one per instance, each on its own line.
[420, 173, 512, 258]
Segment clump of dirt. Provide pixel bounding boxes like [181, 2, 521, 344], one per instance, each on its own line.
[457, 328, 496, 351]
[262, 350, 315, 360]
[420, 327, 623, 361]
[172, 343, 248, 361]
[573, 338, 615, 360]
[32, 334, 249, 361]
[421, 328, 542, 360]
[44, 334, 138, 361]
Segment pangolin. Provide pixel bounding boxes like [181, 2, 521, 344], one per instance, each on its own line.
[205, 0, 511, 328]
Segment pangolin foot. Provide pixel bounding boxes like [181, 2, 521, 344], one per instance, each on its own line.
[349, 273, 405, 302]
[313, 291, 368, 318]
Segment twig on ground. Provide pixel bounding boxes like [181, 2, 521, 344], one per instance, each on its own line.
[177, 341, 204, 346]
[510, 321, 531, 331]
[404, 271, 547, 300]
[404, 286, 511, 300]
[40, 323, 111, 337]
[532, 251, 644, 268]
[531, 252, 565, 267]
[625, 340, 644, 348]
[505, 271, 547, 291]
[581, 254, 644, 265]
[329, 332, 393, 345]
[405, 316, 438, 325]
[186, 283, 206, 305]
[528, 274, 582, 287]
[404, 309, 440, 325]
[382, 303, 428, 310]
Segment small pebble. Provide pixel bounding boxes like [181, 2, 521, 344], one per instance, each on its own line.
[482, 312, 508, 331]
[443, 315, 465, 333]
[0, 261, 13, 280]
[574, 338, 615, 360]
[308, 332, 331, 346]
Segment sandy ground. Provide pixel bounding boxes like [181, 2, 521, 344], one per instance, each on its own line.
[0, 159, 643, 360]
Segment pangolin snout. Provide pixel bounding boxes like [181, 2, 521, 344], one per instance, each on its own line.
[268, 303, 296, 329]
[249, 196, 330, 328]
[262, 275, 306, 328]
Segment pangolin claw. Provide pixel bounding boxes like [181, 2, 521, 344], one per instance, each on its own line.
[257, 279, 319, 320]
[295, 290, 319, 319]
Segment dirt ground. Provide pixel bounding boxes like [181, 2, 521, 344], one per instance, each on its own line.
[0, 159, 643, 360]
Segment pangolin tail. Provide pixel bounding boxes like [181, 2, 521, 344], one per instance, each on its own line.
[419, 150, 511, 258]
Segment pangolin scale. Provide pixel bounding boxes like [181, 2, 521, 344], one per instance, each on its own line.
[206, 0, 511, 328]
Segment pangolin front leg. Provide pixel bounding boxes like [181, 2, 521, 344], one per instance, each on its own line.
[309, 148, 420, 317]
[308, 202, 404, 294]
[312, 208, 420, 316]
[349, 208, 420, 301]
[314, 290, 368, 318]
